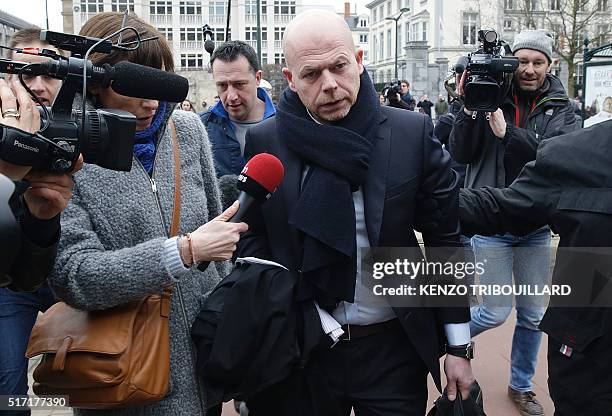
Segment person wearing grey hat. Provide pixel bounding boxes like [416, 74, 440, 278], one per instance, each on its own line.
[449, 28, 578, 416]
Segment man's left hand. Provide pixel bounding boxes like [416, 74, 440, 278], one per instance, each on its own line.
[444, 355, 475, 401]
[489, 108, 507, 139]
[23, 156, 83, 220]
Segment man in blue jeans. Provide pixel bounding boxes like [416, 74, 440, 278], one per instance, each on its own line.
[0, 27, 63, 415]
[449, 29, 578, 416]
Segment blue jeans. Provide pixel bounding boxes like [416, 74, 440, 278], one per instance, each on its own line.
[470, 228, 551, 392]
[0, 283, 56, 415]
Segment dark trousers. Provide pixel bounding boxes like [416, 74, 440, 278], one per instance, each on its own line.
[0, 283, 56, 416]
[548, 331, 612, 416]
[247, 325, 429, 416]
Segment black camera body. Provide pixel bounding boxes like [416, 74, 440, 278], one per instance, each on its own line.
[0, 30, 137, 172]
[383, 80, 403, 100]
[461, 29, 518, 112]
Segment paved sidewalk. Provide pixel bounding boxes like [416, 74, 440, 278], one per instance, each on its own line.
[27, 310, 554, 416]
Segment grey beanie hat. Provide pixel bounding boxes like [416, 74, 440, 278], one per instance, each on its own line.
[512, 29, 554, 63]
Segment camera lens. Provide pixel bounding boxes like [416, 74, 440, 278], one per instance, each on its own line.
[484, 30, 497, 44]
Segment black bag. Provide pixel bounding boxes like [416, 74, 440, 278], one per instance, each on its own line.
[427, 380, 486, 416]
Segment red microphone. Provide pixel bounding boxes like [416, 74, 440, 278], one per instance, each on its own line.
[197, 153, 283, 271]
[231, 153, 284, 223]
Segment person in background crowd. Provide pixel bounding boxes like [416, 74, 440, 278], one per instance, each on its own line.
[238, 10, 474, 416]
[0, 28, 80, 416]
[400, 79, 415, 110]
[259, 78, 273, 99]
[48, 13, 247, 416]
[417, 94, 434, 118]
[200, 41, 276, 177]
[450, 28, 578, 416]
[435, 94, 449, 119]
[180, 99, 196, 112]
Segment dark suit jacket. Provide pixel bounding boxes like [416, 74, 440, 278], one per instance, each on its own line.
[460, 120, 612, 353]
[239, 105, 470, 389]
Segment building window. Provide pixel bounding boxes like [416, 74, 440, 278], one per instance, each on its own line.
[596, 24, 610, 45]
[504, 0, 513, 10]
[422, 21, 427, 41]
[373, 34, 378, 61]
[245, 0, 257, 14]
[157, 27, 173, 41]
[387, 1, 391, 16]
[598, 0, 608, 11]
[379, 31, 384, 60]
[208, 1, 225, 16]
[364, 50, 369, 61]
[359, 34, 368, 43]
[213, 27, 231, 42]
[396, 0, 401, 11]
[111, 0, 134, 12]
[246, 26, 267, 41]
[504, 18, 513, 30]
[373, 8, 377, 23]
[261, 52, 268, 64]
[180, 53, 203, 68]
[549, 0, 560, 10]
[274, 0, 295, 15]
[398, 24, 402, 53]
[150, 0, 171, 15]
[81, 0, 103, 13]
[387, 29, 392, 57]
[274, 52, 285, 64]
[462, 12, 478, 45]
[387, 69, 391, 82]
[360, 18, 367, 27]
[274, 27, 285, 41]
[180, 27, 202, 41]
[180, 0, 202, 14]
[410, 22, 417, 41]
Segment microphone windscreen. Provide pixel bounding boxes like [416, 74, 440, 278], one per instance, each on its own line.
[218, 174, 240, 210]
[240, 153, 284, 194]
[204, 40, 215, 55]
[110, 61, 189, 102]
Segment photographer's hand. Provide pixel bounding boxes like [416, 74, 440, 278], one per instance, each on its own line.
[23, 155, 83, 220]
[488, 108, 507, 139]
[0, 79, 41, 180]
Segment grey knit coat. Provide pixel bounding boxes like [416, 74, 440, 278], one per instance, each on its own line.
[49, 110, 229, 416]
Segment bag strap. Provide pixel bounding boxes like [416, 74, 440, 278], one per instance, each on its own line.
[168, 118, 181, 238]
[162, 118, 181, 303]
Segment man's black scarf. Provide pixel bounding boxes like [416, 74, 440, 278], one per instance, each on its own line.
[275, 71, 379, 304]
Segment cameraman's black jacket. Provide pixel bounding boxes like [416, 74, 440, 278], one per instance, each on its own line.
[460, 120, 612, 355]
[449, 74, 578, 189]
[0, 194, 60, 292]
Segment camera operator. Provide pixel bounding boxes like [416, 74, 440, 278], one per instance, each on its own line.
[449, 29, 578, 416]
[383, 82, 413, 110]
[0, 28, 82, 412]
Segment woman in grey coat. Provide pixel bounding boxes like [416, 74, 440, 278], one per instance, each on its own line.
[48, 13, 247, 416]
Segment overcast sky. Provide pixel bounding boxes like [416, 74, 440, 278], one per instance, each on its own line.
[1, 0, 368, 32]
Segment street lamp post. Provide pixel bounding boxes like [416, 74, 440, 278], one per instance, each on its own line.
[385, 7, 410, 81]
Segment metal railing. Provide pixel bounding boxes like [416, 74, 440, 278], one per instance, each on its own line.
[180, 14, 202, 24]
[151, 14, 172, 24]
[180, 41, 203, 49]
[273, 14, 293, 23]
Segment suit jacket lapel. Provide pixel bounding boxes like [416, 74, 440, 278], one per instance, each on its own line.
[363, 110, 391, 247]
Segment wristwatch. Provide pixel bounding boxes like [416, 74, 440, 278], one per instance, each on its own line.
[446, 341, 475, 360]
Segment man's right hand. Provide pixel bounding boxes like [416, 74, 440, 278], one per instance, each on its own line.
[0, 78, 41, 180]
[189, 201, 249, 262]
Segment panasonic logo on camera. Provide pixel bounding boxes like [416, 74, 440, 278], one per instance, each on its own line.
[13, 140, 39, 153]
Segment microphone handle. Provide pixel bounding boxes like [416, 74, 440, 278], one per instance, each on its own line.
[196, 192, 256, 272]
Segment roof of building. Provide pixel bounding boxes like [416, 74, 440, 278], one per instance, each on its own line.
[0, 9, 32, 30]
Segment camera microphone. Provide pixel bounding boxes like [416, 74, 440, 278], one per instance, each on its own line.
[36, 58, 189, 102]
[454, 56, 469, 74]
[197, 153, 284, 271]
